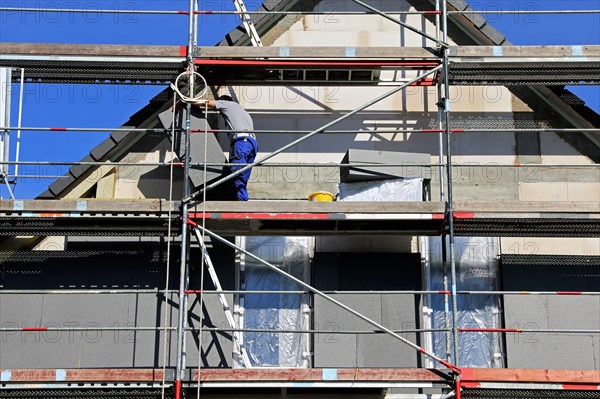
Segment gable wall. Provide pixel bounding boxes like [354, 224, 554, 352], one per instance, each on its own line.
[209, 1, 599, 210]
[224, 0, 600, 370]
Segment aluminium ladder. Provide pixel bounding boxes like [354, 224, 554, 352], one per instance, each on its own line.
[231, 0, 263, 46]
[193, 227, 253, 368]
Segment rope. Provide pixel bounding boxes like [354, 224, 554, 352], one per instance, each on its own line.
[169, 69, 210, 397]
[170, 71, 208, 104]
[196, 100, 209, 398]
[161, 94, 178, 399]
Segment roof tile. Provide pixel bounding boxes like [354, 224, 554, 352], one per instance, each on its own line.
[480, 24, 506, 45]
[89, 137, 118, 161]
[69, 155, 95, 179]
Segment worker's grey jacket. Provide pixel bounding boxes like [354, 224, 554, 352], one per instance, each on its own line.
[213, 100, 255, 141]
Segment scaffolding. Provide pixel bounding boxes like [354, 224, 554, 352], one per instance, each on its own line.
[0, 2, 599, 399]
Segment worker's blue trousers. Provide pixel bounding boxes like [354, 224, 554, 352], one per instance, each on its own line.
[229, 137, 257, 201]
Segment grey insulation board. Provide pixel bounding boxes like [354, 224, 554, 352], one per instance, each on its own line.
[187, 293, 235, 368]
[503, 296, 599, 370]
[0, 293, 173, 368]
[340, 149, 432, 182]
[0, 243, 236, 369]
[312, 294, 368, 367]
[502, 258, 600, 369]
[0, 296, 232, 369]
[0, 290, 229, 369]
[360, 294, 421, 367]
[313, 293, 421, 368]
[312, 252, 422, 368]
[158, 106, 227, 190]
[357, 294, 421, 368]
[186, 240, 236, 368]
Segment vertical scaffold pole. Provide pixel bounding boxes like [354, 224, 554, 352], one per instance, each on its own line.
[192, 0, 199, 47]
[442, 0, 460, 366]
[436, 0, 451, 363]
[435, 0, 445, 202]
[427, 0, 452, 367]
[174, 1, 197, 398]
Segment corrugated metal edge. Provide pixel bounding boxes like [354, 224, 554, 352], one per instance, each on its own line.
[500, 254, 600, 267]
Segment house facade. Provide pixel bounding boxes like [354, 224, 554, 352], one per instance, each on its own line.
[0, 1, 599, 398]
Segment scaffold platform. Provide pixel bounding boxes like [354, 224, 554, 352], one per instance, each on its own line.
[1, 43, 598, 85]
[0, 200, 598, 237]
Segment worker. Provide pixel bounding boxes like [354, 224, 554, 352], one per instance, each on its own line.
[194, 95, 257, 201]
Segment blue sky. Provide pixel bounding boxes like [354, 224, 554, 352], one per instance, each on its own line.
[0, 0, 599, 199]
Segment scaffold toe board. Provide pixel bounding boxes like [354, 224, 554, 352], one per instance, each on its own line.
[189, 200, 600, 236]
[0, 199, 179, 236]
[1, 367, 598, 391]
[0, 42, 187, 85]
[452, 200, 600, 237]
[189, 200, 446, 235]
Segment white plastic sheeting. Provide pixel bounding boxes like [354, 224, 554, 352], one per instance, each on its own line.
[236, 236, 313, 368]
[338, 178, 424, 201]
[428, 236, 503, 367]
